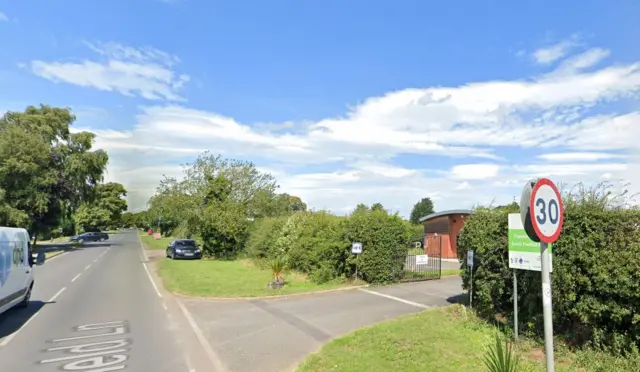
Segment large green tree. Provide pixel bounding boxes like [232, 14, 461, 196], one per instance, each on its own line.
[409, 197, 435, 224]
[147, 152, 283, 254]
[0, 105, 109, 242]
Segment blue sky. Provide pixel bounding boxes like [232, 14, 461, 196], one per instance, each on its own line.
[0, 0, 638, 215]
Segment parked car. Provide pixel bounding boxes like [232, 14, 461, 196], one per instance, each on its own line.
[0, 226, 46, 316]
[166, 239, 202, 260]
[69, 232, 109, 243]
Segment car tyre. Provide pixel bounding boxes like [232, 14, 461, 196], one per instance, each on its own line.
[17, 284, 33, 308]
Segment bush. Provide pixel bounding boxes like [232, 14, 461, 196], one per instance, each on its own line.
[246, 209, 413, 285]
[345, 210, 413, 284]
[458, 188, 640, 354]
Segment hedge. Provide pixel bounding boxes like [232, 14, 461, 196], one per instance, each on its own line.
[458, 201, 640, 354]
[246, 209, 415, 284]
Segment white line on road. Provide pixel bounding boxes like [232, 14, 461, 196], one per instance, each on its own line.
[0, 312, 39, 347]
[49, 287, 67, 302]
[71, 273, 82, 282]
[84, 264, 91, 270]
[176, 299, 227, 372]
[93, 258, 98, 263]
[143, 262, 162, 298]
[162, 302, 168, 311]
[359, 288, 430, 309]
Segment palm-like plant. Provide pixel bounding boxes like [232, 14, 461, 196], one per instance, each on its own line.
[269, 256, 286, 283]
[483, 332, 521, 372]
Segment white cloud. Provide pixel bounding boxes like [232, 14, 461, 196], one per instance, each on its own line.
[30, 42, 189, 101]
[532, 37, 580, 64]
[537, 152, 624, 162]
[450, 164, 500, 180]
[38, 42, 640, 215]
[0, 12, 8, 22]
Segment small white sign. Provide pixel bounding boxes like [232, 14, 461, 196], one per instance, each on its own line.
[467, 250, 474, 267]
[351, 242, 363, 254]
[416, 254, 428, 265]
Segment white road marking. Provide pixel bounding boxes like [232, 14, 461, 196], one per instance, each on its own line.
[71, 273, 82, 282]
[0, 312, 39, 346]
[93, 258, 98, 263]
[49, 287, 66, 302]
[142, 262, 162, 298]
[52, 326, 126, 342]
[85, 264, 91, 270]
[137, 234, 163, 298]
[176, 298, 227, 372]
[359, 288, 430, 309]
[162, 302, 168, 311]
[40, 349, 126, 363]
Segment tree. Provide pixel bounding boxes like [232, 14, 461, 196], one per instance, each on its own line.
[409, 197, 435, 224]
[353, 203, 370, 214]
[74, 204, 111, 232]
[95, 182, 128, 225]
[0, 105, 108, 242]
[371, 203, 385, 212]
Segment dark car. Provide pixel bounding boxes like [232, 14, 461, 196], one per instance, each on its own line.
[69, 232, 109, 243]
[166, 239, 202, 260]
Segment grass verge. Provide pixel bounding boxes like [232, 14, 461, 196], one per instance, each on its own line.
[157, 258, 350, 298]
[140, 234, 173, 250]
[296, 304, 640, 372]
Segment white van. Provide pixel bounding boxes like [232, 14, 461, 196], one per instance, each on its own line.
[0, 227, 45, 315]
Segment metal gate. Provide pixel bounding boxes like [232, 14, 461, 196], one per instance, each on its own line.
[399, 234, 442, 282]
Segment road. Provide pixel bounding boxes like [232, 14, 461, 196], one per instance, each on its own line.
[0, 231, 204, 372]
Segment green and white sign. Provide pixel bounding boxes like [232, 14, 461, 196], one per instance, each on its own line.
[508, 213, 553, 272]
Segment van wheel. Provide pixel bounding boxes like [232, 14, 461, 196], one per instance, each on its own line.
[18, 284, 33, 308]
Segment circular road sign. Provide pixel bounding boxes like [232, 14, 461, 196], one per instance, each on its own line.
[529, 178, 564, 243]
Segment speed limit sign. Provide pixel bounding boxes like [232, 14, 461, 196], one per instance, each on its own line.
[529, 178, 564, 244]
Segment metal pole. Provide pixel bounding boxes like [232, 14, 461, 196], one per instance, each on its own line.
[470, 266, 473, 309]
[355, 255, 359, 281]
[540, 242, 555, 371]
[513, 269, 519, 341]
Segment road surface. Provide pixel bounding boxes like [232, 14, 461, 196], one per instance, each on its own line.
[0, 231, 202, 372]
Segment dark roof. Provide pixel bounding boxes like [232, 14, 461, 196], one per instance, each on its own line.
[418, 209, 474, 223]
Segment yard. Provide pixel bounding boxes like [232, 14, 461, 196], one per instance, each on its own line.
[296, 305, 640, 372]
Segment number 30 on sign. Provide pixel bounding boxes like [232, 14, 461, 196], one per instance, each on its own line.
[529, 178, 564, 244]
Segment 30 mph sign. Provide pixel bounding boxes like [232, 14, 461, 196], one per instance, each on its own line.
[529, 178, 564, 244]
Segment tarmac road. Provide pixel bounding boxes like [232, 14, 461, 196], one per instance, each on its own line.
[0, 231, 206, 372]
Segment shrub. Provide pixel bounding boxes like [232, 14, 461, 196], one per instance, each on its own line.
[345, 209, 413, 284]
[458, 185, 640, 354]
[245, 216, 288, 260]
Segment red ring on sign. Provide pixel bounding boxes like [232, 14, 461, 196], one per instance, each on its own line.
[529, 177, 564, 244]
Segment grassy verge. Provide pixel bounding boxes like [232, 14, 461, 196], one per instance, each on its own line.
[297, 305, 640, 372]
[441, 269, 461, 277]
[140, 234, 173, 250]
[157, 258, 350, 298]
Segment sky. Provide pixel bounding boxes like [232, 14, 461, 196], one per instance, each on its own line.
[0, 0, 639, 217]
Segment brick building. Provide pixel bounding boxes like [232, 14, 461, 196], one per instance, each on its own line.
[420, 209, 473, 259]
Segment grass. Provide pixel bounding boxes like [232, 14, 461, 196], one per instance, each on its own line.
[296, 305, 640, 372]
[157, 258, 351, 298]
[442, 268, 462, 277]
[140, 234, 173, 250]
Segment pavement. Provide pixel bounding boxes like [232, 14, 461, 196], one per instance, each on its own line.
[0, 230, 466, 372]
[0, 230, 214, 372]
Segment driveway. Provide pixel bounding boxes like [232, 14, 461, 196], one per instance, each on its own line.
[181, 276, 464, 372]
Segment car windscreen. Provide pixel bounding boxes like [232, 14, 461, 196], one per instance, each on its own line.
[176, 240, 196, 247]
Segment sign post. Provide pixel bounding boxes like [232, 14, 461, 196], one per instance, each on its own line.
[352, 242, 363, 280]
[522, 178, 564, 372]
[509, 213, 554, 341]
[467, 250, 474, 309]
